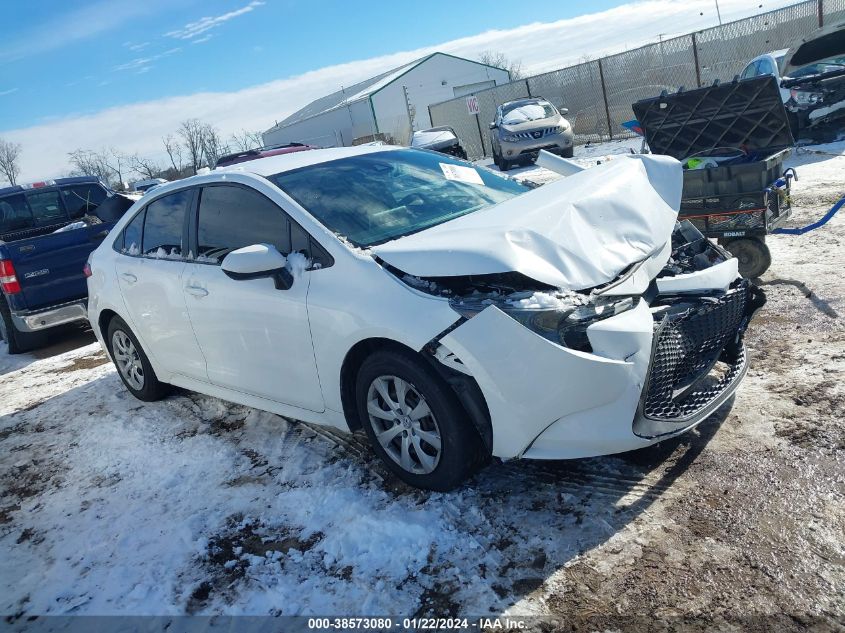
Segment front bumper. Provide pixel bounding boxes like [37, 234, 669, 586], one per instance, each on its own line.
[11, 299, 89, 333]
[500, 130, 574, 158]
[440, 279, 762, 460]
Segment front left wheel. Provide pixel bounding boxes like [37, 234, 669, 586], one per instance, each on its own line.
[107, 316, 170, 401]
[355, 349, 484, 491]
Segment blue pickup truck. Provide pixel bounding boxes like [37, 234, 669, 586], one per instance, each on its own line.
[0, 177, 134, 354]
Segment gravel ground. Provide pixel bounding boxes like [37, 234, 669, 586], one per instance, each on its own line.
[0, 142, 843, 629]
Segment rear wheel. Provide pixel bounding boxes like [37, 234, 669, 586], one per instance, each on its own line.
[0, 295, 47, 355]
[106, 316, 169, 401]
[724, 237, 771, 279]
[355, 349, 484, 491]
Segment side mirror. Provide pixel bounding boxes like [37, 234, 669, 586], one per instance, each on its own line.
[489, 122, 497, 130]
[559, 107, 569, 115]
[221, 244, 293, 290]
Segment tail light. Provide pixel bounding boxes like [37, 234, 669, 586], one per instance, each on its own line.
[0, 259, 21, 294]
[83, 262, 93, 278]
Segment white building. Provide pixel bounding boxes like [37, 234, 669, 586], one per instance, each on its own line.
[262, 52, 510, 148]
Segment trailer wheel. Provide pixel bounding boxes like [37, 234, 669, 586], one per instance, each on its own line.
[724, 238, 771, 279]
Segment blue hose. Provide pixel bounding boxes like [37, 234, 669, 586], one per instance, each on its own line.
[772, 196, 845, 236]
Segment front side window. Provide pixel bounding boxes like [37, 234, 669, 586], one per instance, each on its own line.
[269, 149, 528, 247]
[757, 58, 776, 76]
[61, 183, 108, 219]
[0, 194, 33, 233]
[26, 190, 66, 225]
[142, 190, 190, 258]
[196, 185, 291, 263]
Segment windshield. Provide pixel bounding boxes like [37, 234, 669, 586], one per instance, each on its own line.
[269, 149, 528, 247]
[502, 101, 557, 124]
[787, 55, 845, 78]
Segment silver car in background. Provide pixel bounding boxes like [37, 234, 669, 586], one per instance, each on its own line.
[489, 98, 574, 171]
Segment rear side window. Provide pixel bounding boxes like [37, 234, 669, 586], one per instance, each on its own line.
[61, 184, 108, 219]
[0, 194, 32, 234]
[757, 58, 776, 76]
[26, 190, 67, 225]
[142, 190, 190, 257]
[196, 185, 291, 263]
[121, 210, 145, 255]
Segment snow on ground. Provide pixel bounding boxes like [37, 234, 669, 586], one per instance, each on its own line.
[1, 139, 843, 626]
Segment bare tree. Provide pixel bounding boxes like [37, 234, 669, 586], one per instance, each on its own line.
[477, 51, 524, 80]
[229, 129, 263, 152]
[0, 138, 22, 186]
[178, 119, 205, 174]
[129, 153, 163, 180]
[200, 123, 226, 168]
[163, 134, 185, 173]
[67, 148, 128, 189]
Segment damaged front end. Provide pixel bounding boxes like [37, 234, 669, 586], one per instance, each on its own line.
[386, 220, 766, 458]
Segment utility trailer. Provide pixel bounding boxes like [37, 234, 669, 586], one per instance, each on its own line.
[633, 76, 796, 278]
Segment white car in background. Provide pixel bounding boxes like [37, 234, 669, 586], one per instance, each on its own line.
[86, 146, 763, 490]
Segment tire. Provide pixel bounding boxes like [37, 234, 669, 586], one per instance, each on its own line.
[106, 315, 169, 401]
[561, 146, 574, 158]
[355, 349, 484, 491]
[499, 156, 511, 172]
[0, 295, 48, 355]
[724, 238, 771, 279]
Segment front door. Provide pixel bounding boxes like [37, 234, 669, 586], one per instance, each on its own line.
[182, 183, 324, 412]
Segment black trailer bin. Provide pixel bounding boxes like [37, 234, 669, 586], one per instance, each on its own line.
[633, 75, 795, 277]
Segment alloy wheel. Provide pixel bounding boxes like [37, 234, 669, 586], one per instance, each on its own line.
[112, 330, 145, 390]
[366, 375, 442, 474]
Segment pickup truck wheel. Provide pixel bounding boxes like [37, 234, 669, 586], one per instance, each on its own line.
[107, 316, 169, 401]
[355, 349, 484, 491]
[724, 238, 771, 279]
[0, 295, 47, 355]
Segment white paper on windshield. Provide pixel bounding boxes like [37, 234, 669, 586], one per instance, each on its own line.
[440, 163, 484, 185]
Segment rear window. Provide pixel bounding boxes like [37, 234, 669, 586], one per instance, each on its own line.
[0, 194, 32, 234]
[61, 183, 108, 219]
[26, 190, 67, 225]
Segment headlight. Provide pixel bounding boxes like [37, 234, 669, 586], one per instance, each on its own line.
[502, 134, 521, 142]
[450, 294, 636, 352]
[557, 121, 569, 132]
[791, 89, 824, 104]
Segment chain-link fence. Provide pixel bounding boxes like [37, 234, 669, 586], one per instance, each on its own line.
[430, 0, 845, 159]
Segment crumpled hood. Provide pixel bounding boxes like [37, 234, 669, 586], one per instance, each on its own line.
[782, 21, 845, 77]
[373, 154, 682, 290]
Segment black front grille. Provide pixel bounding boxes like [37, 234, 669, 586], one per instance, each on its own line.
[643, 283, 752, 421]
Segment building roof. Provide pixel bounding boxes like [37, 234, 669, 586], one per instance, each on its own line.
[263, 52, 508, 135]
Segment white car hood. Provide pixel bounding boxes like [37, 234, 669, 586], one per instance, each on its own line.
[373, 154, 682, 291]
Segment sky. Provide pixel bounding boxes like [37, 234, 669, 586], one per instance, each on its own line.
[0, 0, 797, 181]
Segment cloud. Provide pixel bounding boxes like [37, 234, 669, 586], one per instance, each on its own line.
[0, 88, 18, 97]
[192, 35, 214, 45]
[113, 48, 182, 72]
[3, 0, 797, 180]
[0, 1, 166, 62]
[124, 41, 151, 53]
[165, 1, 265, 40]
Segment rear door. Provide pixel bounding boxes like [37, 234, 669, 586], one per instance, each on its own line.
[182, 183, 324, 411]
[115, 188, 207, 380]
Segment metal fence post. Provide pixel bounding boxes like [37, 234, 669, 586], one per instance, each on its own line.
[525, 79, 532, 98]
[818, 0, 824, 27]
[692, 32, 703, 88]
[597, 59, 613, 140]
[473, 106, 486, 158]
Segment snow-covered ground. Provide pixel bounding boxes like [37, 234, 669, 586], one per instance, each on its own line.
[1, 139, 843, 627]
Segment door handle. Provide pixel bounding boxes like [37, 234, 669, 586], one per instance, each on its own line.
[120, 272, 137, 284]
[185, 285, 208, 297]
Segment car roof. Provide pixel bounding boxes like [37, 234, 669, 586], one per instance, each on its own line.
[216, 144, 403, 177]
[0, 176, 104, 199]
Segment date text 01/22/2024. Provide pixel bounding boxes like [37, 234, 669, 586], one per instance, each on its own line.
[306, 617, 528, 630]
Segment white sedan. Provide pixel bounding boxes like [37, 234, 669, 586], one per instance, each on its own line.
[86, 146, 764, 490]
